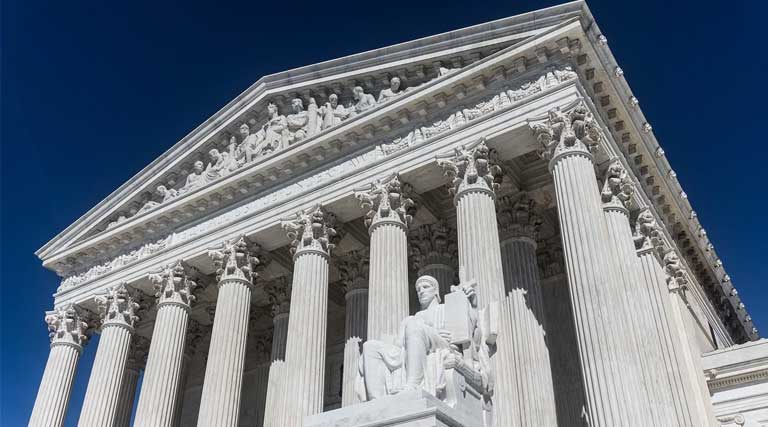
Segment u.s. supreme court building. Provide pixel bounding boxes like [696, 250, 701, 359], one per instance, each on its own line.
[28, 2, 768, 427]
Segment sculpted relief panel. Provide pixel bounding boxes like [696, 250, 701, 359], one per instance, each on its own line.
[59, 67, 577, 292]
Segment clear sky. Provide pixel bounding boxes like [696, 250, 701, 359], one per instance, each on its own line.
[2, 0, 766, 424]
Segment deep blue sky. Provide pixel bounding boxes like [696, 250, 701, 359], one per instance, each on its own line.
[2, 0, 765, 424]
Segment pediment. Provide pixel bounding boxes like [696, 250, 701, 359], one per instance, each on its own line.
[37, 4, 591, 278]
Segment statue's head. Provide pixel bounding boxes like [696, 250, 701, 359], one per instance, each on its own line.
[156, 185, 167, 196]
[390, 77, 401, 90]
[240, 123, 250, 136]
[209, 149, 221, 161]
[353, 86, 364, 100]
[329, 93, 338, 106]
[193, 160, 204, 173]
[267, 102, 278, 116]
[291, 98, 303, 113]
[415, 275, 440, 307]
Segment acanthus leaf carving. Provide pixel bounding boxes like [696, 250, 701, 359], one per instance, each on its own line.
[497, 192, 543, 242]
[94, 282, 141, 329]
[281, 205, 337, 257]
[148, 260, 198, 308]
[436, 137, 502, 197]
[663, 250, 688, 293]
[530, 101, 604, 161]
[335, 250, 369, 293]
[633, 208, 664, 253]
[408, 219, 458, 272]
[354, 174, 414, 230]
[45, 304, 90, 348]
[207, 236, 259, 284]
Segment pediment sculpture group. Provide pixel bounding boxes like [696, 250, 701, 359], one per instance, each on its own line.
[120, 70, 459, 227]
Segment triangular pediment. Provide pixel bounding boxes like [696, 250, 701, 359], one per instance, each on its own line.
[38, 2, 590, 277]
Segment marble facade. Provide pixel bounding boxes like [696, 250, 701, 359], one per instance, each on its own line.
[29, 2, 760, 427]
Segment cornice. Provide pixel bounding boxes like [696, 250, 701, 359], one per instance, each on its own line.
[36, 2, 584, 262]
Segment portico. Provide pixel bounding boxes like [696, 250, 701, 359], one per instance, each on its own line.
[29, 3, 757, 427]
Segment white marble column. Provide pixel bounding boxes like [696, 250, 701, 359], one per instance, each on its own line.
[409, 219, 458, 297]
[78, 283, 141, 427]
[267, 276, 291, 361]
[263, 360, 286, 427]
[336, 250, 369, 406]
[135, 261, 198, 427]
[28, 305, 89, 427]
[114, 336, 149, 427]
[280, 205, 336, 426]
[530, 105, 631, 427]
[437, 139, 517, 425]
[661, 240, 718, 425]
[632, 210, 710, 425]
[496, 193, 557, 426]
[355, 174, 412, 340]
[196, 237, 258, 427]
[599, 162, 662, 424]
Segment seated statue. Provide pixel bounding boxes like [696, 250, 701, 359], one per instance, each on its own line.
[137, 185, 178, 214]
[205, 147, 239, 182]
[352, 86, 376, 115]
[320, 94, 350, 130]
[357, 274, 492, 405]
[377, 76, 403, 104]
[180, 160, 207, 194]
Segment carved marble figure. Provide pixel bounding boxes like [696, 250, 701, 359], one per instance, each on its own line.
[262, 102, 289, 151]
[320, 94, 349, 129]
[377, 77, 403, 104]
[357, 275, 492, 402]
[180, 160, 207, 194]
[286, 98, 310, 142]
[352, 86, 377, 114]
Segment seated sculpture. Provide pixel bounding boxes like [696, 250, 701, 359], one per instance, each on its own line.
[180, 160, 207, 194]
[320, 94, 350, 129]
[357, 274, 492, 404]
[352, 86, 376, 114]
[205, 147, 239, 182]
[377, 76, 403, 104]
[262, 102, 289, 151]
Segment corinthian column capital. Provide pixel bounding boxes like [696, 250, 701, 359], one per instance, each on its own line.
[408, 219, 458, 272]
[336, 250, 369, 294]
[266, 276, 292, 317]
[529, 102, 604, 164]
[45, 304, 90, 350]
[149, 261, 198, 309]
[497, 192, 542, 243]
[601, 160, 634, 212]
[436, 138, 502, 200]
[207, 236, 259, 285]
[354, 174, 414, 231]
[281, 205, 337, 257]
[95, 283, 141, 330]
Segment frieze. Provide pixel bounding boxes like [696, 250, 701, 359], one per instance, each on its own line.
[58, 67, 577, 292]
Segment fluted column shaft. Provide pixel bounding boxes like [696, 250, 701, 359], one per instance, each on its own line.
[171, 353, 191, 427]
[134, 303, 191, 426]
[367, 221, 409, 340]
[29, 343, 82, 427]
[549, 152, 631, 427]
[284, 249, 329, 425]
[114, 365, 140, 427]
[196, 279, 251, 426]
[638, 247, 716, 426]
[78, 323, 134, 427]
[271, 312, 289, 361]
[603, 206, 661, 423]
[263, 360, 286, 427]
[499, 236, 557, 426]
[455, 189, 505, 308]
[345, 288, 368, 341]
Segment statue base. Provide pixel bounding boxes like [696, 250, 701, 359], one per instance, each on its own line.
[304, 389, 482, 427]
